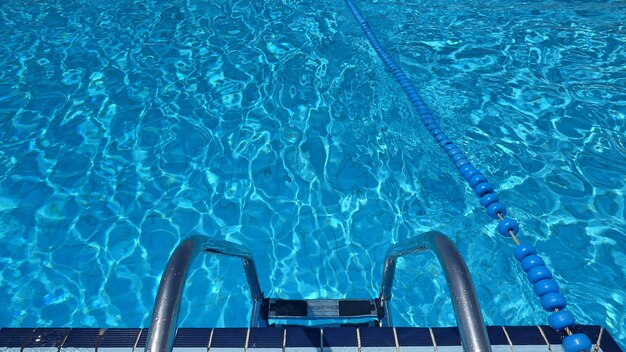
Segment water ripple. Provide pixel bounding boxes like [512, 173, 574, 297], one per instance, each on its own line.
[0, 0, 624, 348]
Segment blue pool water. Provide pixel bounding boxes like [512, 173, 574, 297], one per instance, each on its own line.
[0, 0, 625, 348]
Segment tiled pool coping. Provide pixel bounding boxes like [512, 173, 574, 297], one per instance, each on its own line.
[0, 326, 621, 352]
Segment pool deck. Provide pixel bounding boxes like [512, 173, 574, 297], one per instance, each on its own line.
[0, 325, 621, 352]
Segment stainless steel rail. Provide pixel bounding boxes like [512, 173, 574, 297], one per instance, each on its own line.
[380, 231, 492, 352]
[145, 235, 264, 352]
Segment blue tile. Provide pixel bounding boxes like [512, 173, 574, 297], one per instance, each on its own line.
[394, 328, 432, 347]
[132, 329, 150, 352]
[1, 326, 621, 352]
[174, 328, 212, 347]
[23, 345, 62, 352]
[485, 326, 509, 346]
[98, 344, 135, 351]
[536, 325, 562, 345]
[248, 328, 284, 348]
[431, 327, 460, 346]
[505, 326, 548, 345]
[99, 329, 142, 348]
[575, 325, 600, 341]
[359, 348, 395, 352]
[26, 328, 70, 348]
[62, 329, 103, 348]
[135, 329, 150, 348]
[60, 347, 95, 352]
[577, 325, 622, 352]
[435, 347, 465, 352]
[210, 328, 248, 348]
[598, 329, 623, 352]
[322, 328, 356, 348]
[284, 348, 319, 352]
[285, 327, 320, 348]
[0, 328, 35, 348]
[358, 328, 394, 347]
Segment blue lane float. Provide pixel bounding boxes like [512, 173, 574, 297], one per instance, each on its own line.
[343, 0, 592, 350]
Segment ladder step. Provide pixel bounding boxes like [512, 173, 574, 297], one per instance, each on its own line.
[267, 299, 382, 319]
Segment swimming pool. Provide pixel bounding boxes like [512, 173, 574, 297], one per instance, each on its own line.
[0, 0, 624, 348]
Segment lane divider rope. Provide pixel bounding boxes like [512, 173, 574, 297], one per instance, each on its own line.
[343, 1, 592, 351]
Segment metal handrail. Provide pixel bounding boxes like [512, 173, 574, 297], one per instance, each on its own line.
[380, 231, 492, 352]
[145, 235, 264, 352]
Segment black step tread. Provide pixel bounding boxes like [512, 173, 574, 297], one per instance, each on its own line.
[267, 299, 379, 319]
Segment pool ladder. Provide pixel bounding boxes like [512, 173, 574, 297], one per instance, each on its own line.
[145, 232, 491, 352]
